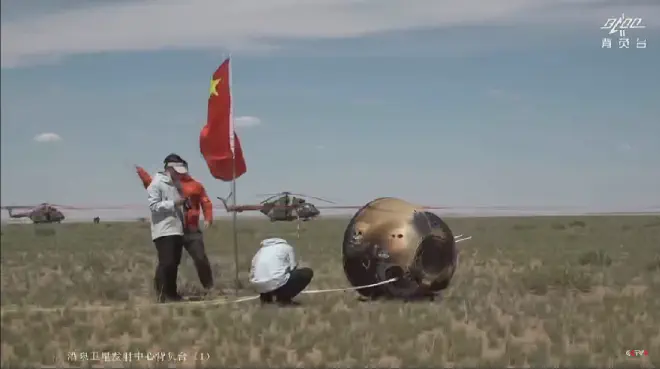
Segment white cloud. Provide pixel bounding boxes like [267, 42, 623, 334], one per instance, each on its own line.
[2, 0, 658, 68]
[234, 116, 261, 128]
[33, 132, 62, 143]
[316, 145, 326, 150]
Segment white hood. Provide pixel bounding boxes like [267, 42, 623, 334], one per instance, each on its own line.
[260, 238, 289, 248]
[152, 171, 172, 185]
[250, 238, 297, 293]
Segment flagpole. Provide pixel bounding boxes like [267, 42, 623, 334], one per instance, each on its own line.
[228, 54, 241, 295]
[232, 159, 239, 295]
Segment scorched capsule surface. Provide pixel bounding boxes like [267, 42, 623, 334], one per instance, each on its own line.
[342, 197, 457, 299]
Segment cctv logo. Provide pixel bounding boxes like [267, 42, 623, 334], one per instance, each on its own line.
[626, 349, 649, 357]
[601, 14, 645, 35]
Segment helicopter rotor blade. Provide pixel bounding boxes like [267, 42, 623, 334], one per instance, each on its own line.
[259, 194, 283, 204]
[1, 205, 33, 210]
[256, 192, 291, 198]
[256, 191, 336, 204]
[288, 193, 336, 204]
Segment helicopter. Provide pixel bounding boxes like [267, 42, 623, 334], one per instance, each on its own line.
[2, 203, 65, 224]
[217, 191, 334, 222]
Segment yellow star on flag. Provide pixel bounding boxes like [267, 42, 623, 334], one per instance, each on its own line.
[209, 78, 221, 97]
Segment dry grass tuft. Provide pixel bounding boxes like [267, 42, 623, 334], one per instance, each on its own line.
[2, 215, 659, 367]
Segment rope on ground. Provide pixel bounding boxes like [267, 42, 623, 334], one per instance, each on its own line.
[1, 236, 472, 315]
[301, 277, 397, 294]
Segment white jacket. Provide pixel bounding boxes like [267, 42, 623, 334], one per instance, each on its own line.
[249, 238, 298, 293]
[147, 172, 185, 241]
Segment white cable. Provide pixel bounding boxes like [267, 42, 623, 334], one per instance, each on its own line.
[301, 277, 398, 294]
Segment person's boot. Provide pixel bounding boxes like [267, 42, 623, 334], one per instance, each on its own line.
[201, 282, 214, 297]
[159, 280, 183, 303]
[165, 270, 182, 302]
[159, 293, 183, 303]
[197, 265, 214, 293]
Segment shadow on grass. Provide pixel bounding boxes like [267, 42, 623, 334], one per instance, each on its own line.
[551, 220, 587, 231]
[578, 250, 613, 267]
[521, 266, 594, 295]
[521, 250, 618, 295]
[646, 255, 660, 272]
[643, 219, 660, 228]
[512, 224, 537, 231]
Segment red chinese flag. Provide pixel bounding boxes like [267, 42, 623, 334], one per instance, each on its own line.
[199, 58, 247, 181]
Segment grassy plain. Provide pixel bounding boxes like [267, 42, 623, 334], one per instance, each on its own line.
[1, 215, 660, 368]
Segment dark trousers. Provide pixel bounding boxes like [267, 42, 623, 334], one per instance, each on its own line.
[260, 267, 314, 304]
[153, 235, 184, 301]
[183, 230, 213, 289]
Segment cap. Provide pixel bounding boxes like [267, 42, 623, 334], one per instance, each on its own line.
[166, 162, 188, 174]
[164, 153, 185, 165]
[163, 153, 188, 174]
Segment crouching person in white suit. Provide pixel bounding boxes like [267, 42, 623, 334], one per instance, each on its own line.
[249, 238, 314, 306]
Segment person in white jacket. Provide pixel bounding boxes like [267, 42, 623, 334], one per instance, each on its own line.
[147, 154, 190, 302]
[249, 238, 314, 305]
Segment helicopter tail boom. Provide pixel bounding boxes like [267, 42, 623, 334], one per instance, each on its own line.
[217, 192, 264, 213]
[3, 207, 29, 218]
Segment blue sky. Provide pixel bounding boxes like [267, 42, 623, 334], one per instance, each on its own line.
[1, 0, 659, 220]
